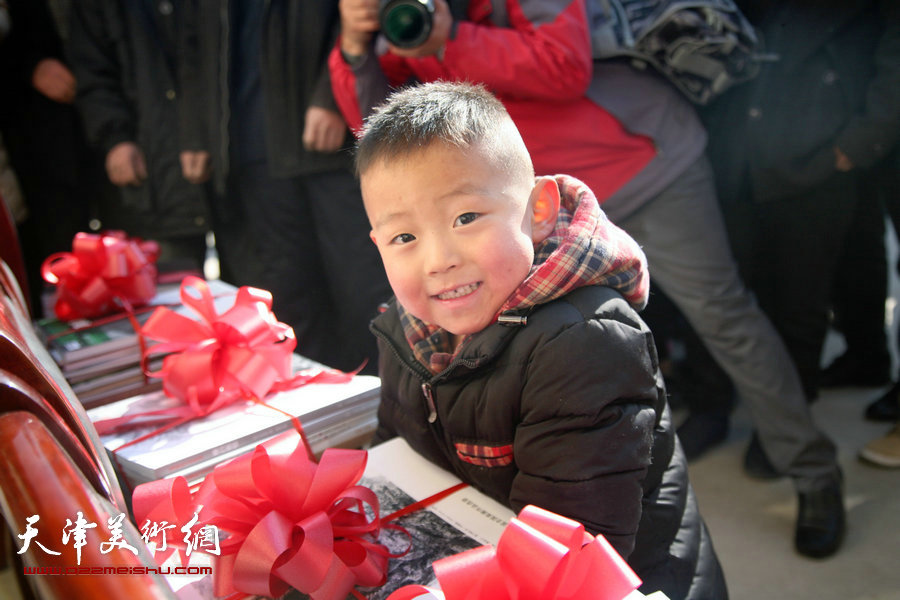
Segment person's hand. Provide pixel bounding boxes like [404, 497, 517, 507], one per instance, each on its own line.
[180, 150, 211, 184]
[106, 142, 148, 186]
[387, 0, 452, 59]
[834, 146, 854, 172]
[303, 106, 348, 153]
[31, 58, 76, 104]
[340, 0, 380, 58]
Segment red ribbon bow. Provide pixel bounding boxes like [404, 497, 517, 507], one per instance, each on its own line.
[41, 230, 160, 320]
[140, 275, 306, 415]
[132, 432, 390, 599]
[386, 504, 642, 600]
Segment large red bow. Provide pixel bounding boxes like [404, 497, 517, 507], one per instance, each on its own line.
[41, 230, 159, 320]
[386, 505, 642, 600]
[140, 275, 305, 415]
[132, 432, 389, 599]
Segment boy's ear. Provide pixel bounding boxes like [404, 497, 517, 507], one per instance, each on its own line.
[369, 230, 378, 245]
[529, 176, 560, 244]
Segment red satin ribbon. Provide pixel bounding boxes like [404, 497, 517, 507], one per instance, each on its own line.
[41, 230, 159, 320]
[92, 275, 353, 450]
[386, 505, 642, 600]
[132, 432, 390, 600]
[140, 275, 299, 414]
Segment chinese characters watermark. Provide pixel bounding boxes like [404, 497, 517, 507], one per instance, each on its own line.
[17, 511, 220, 570]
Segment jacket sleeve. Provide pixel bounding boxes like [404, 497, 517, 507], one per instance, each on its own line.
[329, 0, 592, 133]
[309, 18, 344, 114]
[836, 0, 900, 168]
[509, 313, 660, 560]
[438, 0, 592, 99]
[329, 39, 407, 134]
[68, 0, 134, 156]
[177, 0, 205, 151]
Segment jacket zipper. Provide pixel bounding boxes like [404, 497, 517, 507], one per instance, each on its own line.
[370, 320, 511, 425]
[422, 382, 437, 423]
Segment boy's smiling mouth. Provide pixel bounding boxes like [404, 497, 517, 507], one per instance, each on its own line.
[434, 282, 481, 300]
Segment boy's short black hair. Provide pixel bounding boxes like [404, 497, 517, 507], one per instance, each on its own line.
[355, 81, 533, 179]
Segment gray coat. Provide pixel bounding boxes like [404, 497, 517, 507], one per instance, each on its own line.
[371, 285, 728, 600]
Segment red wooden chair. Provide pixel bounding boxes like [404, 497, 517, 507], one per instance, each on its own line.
[0, 257, 28, 319]
[0, 191, 30, 316]
[0, 292, 128, 513]
[0, 369, 109, 500]
[0, 411, 175, 599]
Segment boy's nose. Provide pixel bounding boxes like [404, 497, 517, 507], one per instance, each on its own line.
[424, 235, 460, 275]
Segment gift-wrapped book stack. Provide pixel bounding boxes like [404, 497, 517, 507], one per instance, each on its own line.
[88, 353, 380, 489]
[82, 275, 382, 491]
[36, 279, 237, 407]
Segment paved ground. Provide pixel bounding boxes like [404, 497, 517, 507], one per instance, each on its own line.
[686, 383, 900, 600]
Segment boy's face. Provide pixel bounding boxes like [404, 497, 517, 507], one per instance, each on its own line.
[362, 141, 542, 338]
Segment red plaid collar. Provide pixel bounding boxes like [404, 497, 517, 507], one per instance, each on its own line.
[399, 175, 649, 372]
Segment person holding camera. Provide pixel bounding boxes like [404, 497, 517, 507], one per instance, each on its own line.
[331, 0, 847, 561]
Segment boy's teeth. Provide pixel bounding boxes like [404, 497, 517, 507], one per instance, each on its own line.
[437, 283, 478, 300]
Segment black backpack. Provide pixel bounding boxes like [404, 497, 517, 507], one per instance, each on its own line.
[587, 0, 766, 104]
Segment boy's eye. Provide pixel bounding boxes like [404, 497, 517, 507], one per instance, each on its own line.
[390, 233, 416, 245]
[454, 212, 480, 227]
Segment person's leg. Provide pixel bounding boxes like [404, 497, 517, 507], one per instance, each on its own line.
[303, 169, 393, 374]
[221, 163, 343, 369]
[824, 185, 890, 387]
[208, 172, 265, 290]
[617, 156, 841, 491]
[640, 283, 736, 460]
[728, 173, 859, 403]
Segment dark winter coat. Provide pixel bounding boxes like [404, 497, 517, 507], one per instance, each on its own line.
[371, 288, 727, 599]
[177, 0, 354, 196]
[703, 0, 900, 203]
[68, 0, 210, 239]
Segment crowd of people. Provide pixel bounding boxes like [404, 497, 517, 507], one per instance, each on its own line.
[1, 1, 898, 598]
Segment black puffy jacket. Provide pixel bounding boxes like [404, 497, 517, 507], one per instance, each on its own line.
[371, 285, 728, 600]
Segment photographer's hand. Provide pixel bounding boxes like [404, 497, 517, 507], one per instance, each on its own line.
[340, 0, 380, 58]
[388, 0, 452, 59]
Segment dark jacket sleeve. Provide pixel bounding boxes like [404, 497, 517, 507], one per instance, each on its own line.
[510, 310, 660, 559]
[176, 0, 205, 151]
[68, 0, 134, 156]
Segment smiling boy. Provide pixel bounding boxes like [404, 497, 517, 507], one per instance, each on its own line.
[359, 82, 727, 600]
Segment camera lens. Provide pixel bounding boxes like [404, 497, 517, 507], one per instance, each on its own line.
[380, 0, 434, 48]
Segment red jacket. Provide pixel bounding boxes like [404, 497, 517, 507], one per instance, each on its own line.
[329, 0, 656, 202]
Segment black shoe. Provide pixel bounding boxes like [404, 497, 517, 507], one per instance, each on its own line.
[821, 353, 891, 388]
[677, 412, 730, 461]
[865, 382, 900, 422]
[743, 433, 782, 480]
[795, 483, 845, 559]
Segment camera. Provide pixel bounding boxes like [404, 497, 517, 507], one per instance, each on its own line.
[379, 0, 435, 49]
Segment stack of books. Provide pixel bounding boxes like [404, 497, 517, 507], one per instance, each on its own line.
[36, 279, 236, 407]
[87, 353, 381, 490]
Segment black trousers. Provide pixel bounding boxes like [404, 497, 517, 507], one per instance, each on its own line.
[214, 163, 392, 374]
[723, 171, 861, 401]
